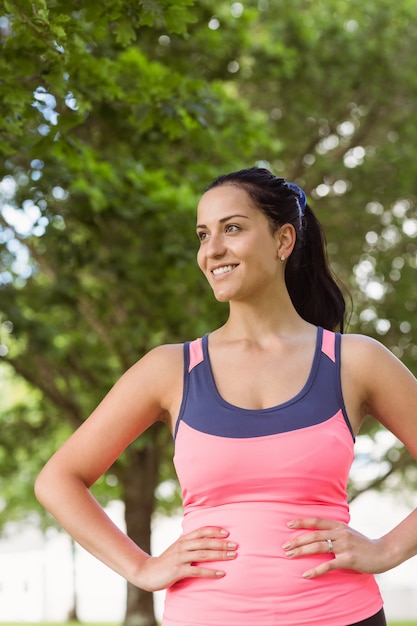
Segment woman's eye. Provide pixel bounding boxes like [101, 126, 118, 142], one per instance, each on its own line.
[197, 231, 208, 241]
[225, 224, 240, 233]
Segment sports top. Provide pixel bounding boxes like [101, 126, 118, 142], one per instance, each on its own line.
[162, 327, 383, 626]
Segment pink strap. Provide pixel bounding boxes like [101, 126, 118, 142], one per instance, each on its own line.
[188, 338, 204, 372]
[321, 329, 336, 363]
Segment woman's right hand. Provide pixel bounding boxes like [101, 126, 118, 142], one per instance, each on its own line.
[136, 526, 238, 591]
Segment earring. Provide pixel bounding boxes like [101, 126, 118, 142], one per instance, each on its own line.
[280, 255, 286, 262]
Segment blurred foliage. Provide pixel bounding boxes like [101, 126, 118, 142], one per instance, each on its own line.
[1, 0, 417, 621]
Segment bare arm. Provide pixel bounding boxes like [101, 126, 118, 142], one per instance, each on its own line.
[35, 344, 237, 591]
[282, 334, 417, 577]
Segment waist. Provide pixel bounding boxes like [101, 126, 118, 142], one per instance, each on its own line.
[182, 500, 350, 541]
[163, 503, 382, 625]
[181, 502, 347, 594]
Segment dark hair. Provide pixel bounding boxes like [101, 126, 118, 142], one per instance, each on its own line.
[207, 167, 346, 332]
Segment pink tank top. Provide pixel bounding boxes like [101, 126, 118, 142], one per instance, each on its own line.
[163, 328, 383, 625]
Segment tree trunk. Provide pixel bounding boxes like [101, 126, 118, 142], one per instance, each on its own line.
[67, 539, 80, 622]
[125, 582, 156, 626]
[123, 423, 164, 626]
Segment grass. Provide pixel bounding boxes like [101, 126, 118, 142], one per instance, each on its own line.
[1, 620, 417, 625]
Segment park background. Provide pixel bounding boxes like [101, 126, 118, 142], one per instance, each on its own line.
[1, 0, 417, 624]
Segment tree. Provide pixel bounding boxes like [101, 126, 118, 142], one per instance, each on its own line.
[0, 1, 270, 623]
[1, 0, 417, 623]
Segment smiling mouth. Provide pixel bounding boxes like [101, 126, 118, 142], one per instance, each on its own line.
[212, 264, 238, 276]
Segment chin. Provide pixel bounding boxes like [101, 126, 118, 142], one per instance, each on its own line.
[212, 291, 231, 303]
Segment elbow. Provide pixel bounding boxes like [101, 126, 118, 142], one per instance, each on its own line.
[34, 459, 90, 512]
[34, 461, 63, 510]
[34, 466, 51, 507]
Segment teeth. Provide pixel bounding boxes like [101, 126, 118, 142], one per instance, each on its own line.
[212, 265, 236, 275]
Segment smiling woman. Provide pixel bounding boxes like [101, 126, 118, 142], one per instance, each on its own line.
[196, 184, 284, 305]
[35, 167, 417, 626]
[197, 167, 346, 330]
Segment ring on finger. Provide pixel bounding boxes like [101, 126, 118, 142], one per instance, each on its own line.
[326, 538, 334, 553]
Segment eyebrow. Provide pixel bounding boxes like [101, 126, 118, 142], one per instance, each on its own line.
[196, 214, 250, 229]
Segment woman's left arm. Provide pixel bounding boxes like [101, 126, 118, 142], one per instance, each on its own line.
[282, 334, 417, 578]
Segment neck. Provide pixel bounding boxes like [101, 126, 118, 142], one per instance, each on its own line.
[217, 293, 312, 342]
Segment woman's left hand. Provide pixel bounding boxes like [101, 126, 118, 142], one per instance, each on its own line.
[282, 517, 389, 578]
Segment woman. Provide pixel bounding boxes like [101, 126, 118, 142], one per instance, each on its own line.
[35, 167, 417, 625]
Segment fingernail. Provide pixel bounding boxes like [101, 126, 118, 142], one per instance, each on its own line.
[285, 550, 295, 557]
[220, 529, 228, 535]
[282, 542, 291, 550]
[227, 542, 237, 549]
[226, 551, 237, 557]
[287, 521, 295, 528]
[303, 570, 312, 578]
[216, 571, 225, 577]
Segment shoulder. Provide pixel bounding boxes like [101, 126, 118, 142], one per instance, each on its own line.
[340, 332, 406, 383]
[339, 332, 401, 408]
[101, 342, 185, 431]
[341, 334, 398, 367]
[341, 333, 417, 436]
[129, 342, 185, 389]
[143, 342, 185, 366]
[111, 342, 185, 408]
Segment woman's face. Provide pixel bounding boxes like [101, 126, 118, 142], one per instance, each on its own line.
[196, 184, 284, 303]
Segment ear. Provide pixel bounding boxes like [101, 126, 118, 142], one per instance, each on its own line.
[275, 223, 296, 261]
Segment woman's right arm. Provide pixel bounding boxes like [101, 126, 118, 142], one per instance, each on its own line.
[35, 344, 237, 591]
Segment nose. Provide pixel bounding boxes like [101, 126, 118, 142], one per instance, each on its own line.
[205, 232, 226, 258]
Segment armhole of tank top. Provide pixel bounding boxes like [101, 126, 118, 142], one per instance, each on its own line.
[335, 333, 355, 442]
[173, 342, 191, 441]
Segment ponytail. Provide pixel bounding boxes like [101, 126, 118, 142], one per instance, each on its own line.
[285, 204, 346, 332]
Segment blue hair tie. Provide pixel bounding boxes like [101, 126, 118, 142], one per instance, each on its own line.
[286, 182, 306, 215]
